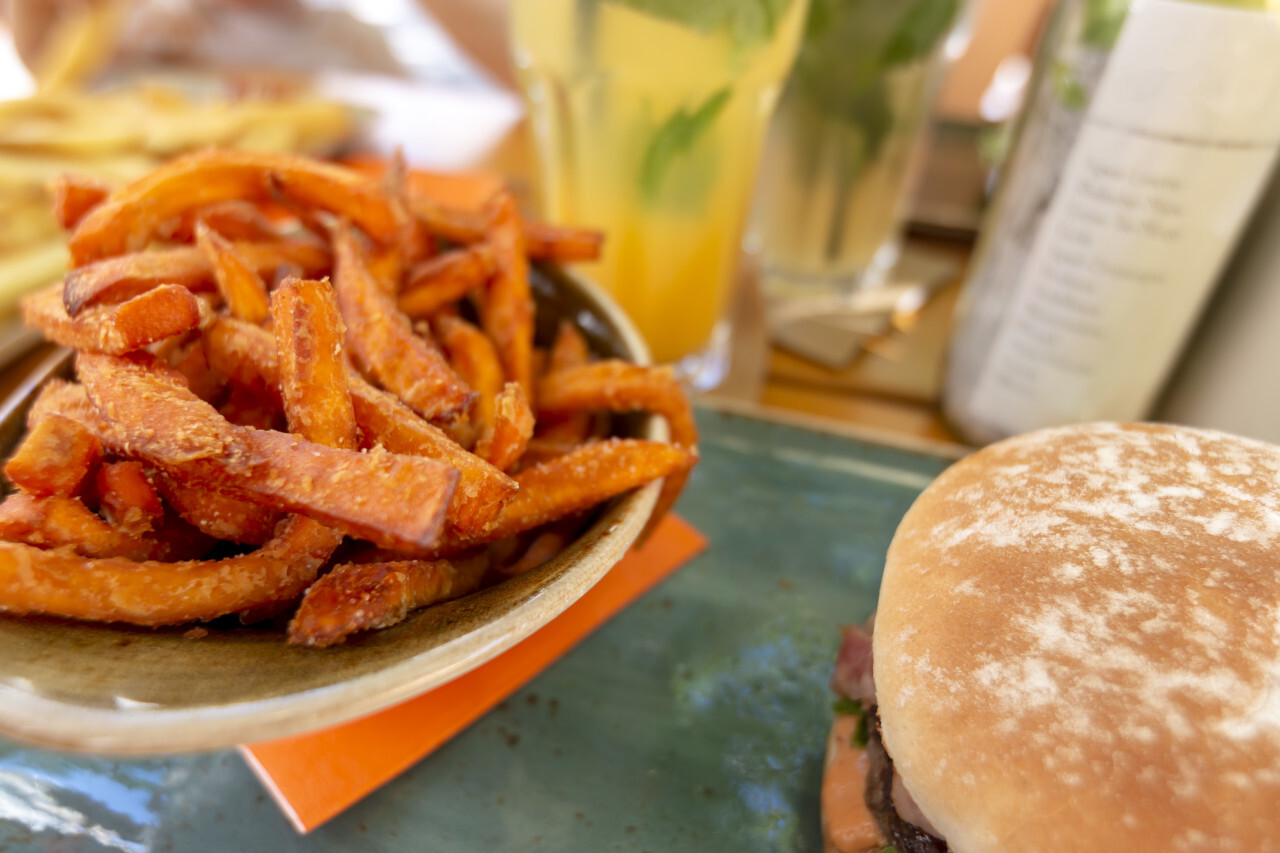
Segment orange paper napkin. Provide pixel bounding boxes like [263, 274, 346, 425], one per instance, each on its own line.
[241, 514, 707, 833]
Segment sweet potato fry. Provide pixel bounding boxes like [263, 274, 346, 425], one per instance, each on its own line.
[50, 173, 110, 230]
[287, 551, 489, 647]
[366, 243, 406, 295]
[481, 191, 534, 396]
[95, 461, 163, 536]
[73, 247, 217, 300]
[535, 362, 698, 448]
[524, 223, 605, 263]
[397, 244, 496, 319]
[196, 222, 271, 324]
[62, 249, 212, 313]
[267, 163, 407, 245]
[68, 149, 404, 265]
[494, 521, 581, 578]
[255, 274, 365, 603]
[434, 314, 504, 440]
[0, 493, 130, 558]
[332, 222, 473, 422]
[408, 196, 603, 262]
[537, 320, 594, 442]
[0, 492, 202, 561]
[26, 379, 93, 430]
[0, 513, 339, 626]
[534, 409, 594, 445]
[77, 352, 459, 551]
[264, 173, 334, 245]
[160, 200, 283, 244]
[548, 320, 591, 374]
[152, 468, 281, 545]
[518, 436, 591, 469]
[535, 361, 699, 538]
[240, 240, 333, 275]
[346, 375, 515, 537]
[405, 197, 488, 245]
[4, 413, 101, 497]
[23, 281, 209, 355]
[403, 218, 436, 266]
[62, 240, 330, 315]
[365, 151, 420, 292]
[494, 439, 690, 540]
[202, 315, 516, 538]
[271, 277, 356, 450]
[476, 383, 534, 473]
[201, 322, 283, 429]
[171, 338, 224, 403]
[433, 438, 693, 554]
[203, 315, 281, 399]
[218, 382, 283, 431]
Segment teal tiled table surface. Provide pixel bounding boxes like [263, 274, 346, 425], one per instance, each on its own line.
[0, 407, 956, 852]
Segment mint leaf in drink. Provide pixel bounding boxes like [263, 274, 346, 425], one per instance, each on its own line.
[1051, 60, 1090, 111]
[640, 88, 731, 200]
[881, 0, 960, 67]
[1081, 0, 1128, 49]
[787, 0, 958, 181]
[605, 0, 794, 49]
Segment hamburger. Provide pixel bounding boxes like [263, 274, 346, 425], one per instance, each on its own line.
[822, 422, 1280, 852]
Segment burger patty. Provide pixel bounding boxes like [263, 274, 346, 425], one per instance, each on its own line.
[865, 713, 949, 853]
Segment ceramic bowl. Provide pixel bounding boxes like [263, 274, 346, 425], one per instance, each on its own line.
[0, 265, 663, 754]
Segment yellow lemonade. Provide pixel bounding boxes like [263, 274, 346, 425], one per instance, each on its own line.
[510, 0, 807, 368]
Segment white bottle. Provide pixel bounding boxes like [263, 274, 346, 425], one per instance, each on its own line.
[943, 0, 1280, 445]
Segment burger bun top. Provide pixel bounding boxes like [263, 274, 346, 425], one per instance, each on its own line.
[873, 422, 1280, 853]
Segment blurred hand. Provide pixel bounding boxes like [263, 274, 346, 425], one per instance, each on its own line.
[8, 0, 100, 68]
[7, 0, 516, 86]
[6, 0, 299, 72]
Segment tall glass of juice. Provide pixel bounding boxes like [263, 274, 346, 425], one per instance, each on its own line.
[509, 0, 809, 389]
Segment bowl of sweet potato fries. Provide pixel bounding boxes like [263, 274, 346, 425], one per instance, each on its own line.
[0, 150, 698, 753]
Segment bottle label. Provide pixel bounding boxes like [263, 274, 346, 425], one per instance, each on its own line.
[963, 0, 1280, 436]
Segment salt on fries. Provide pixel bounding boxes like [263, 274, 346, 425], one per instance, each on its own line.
[0, 150, 698, 647]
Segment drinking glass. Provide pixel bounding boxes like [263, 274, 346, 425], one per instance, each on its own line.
[752, 0, 973, 312]
[509, 0, 810, 389]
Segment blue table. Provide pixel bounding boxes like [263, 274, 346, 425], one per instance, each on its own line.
[0, 407, 956, 853]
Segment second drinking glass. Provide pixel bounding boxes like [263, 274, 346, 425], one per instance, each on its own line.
[753, 0, 973, 312]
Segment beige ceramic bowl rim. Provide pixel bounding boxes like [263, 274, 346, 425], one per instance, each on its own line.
[0, 268, 666, 755]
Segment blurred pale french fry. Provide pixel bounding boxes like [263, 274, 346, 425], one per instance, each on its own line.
[32, 0, 130, 94]
[0, 152, 155, 189]
[0, 187, 48, 217]
[0, 241, 68, 309]
[232, 122, 301, 155]
[0, 206, 62, 255]
[0, 52, 357, 314]
[141, 106, 253, 153]
[233, 101, 357, 154]
[0, 115, 145, 155]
